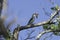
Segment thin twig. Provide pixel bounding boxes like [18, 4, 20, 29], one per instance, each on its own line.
[36, 29, 60, 40]
[36, 30, 52, 40]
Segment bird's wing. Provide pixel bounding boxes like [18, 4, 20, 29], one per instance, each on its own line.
[27, 17, 34, 25]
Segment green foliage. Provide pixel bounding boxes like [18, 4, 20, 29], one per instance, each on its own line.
[50, 24, 60, 36]
[50, 24, 58, 30]
[43, 24, 60, 36]
[51, 24, 57, 35]
[43, 24, 50, 30]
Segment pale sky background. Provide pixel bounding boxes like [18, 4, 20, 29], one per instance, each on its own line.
[2, 0, 60, 40]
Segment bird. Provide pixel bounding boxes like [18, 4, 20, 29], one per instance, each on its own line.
[27, 13, 38, 25]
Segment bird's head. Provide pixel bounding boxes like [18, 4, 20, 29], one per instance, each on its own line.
[32, 13, 38, 18]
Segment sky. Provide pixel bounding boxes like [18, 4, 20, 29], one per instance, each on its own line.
[2, 0, 60, 40]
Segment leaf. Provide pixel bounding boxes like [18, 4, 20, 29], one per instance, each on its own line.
[51, 24, 60, 36]
[51, 24, 58, 30]
[43, 25, 49, 30]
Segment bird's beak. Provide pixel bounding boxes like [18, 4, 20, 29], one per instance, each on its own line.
[33, 13, 38, 18]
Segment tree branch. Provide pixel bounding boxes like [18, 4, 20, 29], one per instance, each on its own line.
[36, 30, 52, 40]
[12, 9, 60, 40]
[17, 9, 60, 31]
[36, 29, 60, 40]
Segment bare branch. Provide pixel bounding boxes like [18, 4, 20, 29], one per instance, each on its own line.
[17, 9, 60, 31]
[12, 9, 60, 40]
[36, 30, 52, 40]
[0, 0, 60, 40]
[12, 25, 20, 40]
[36, 29, 60, 40]
[0, 18, 10, 39]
